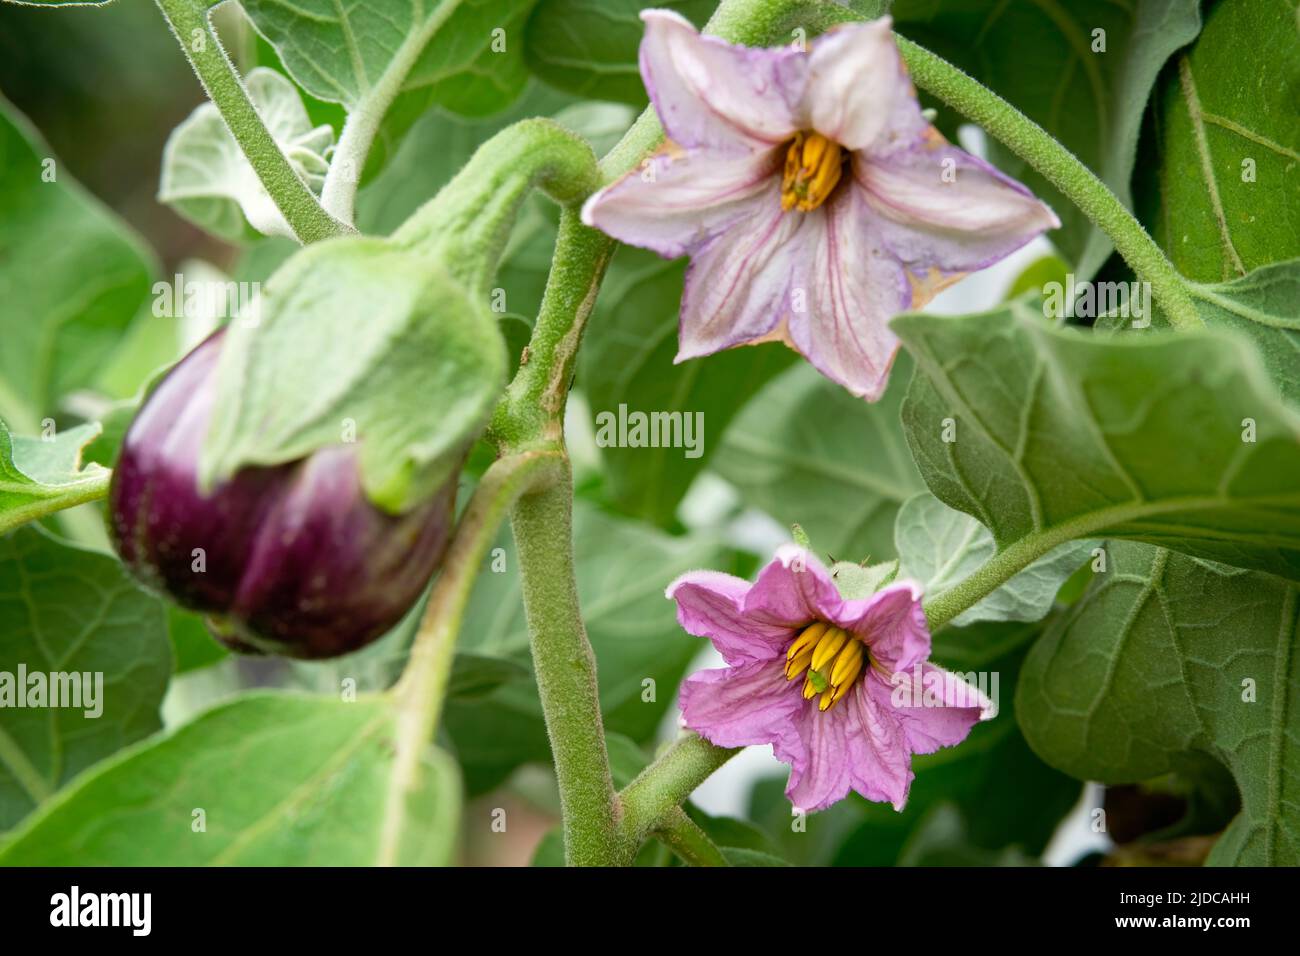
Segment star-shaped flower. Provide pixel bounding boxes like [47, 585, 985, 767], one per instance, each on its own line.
[583, 11, 1059, 399]
[668, 545, 992, 811]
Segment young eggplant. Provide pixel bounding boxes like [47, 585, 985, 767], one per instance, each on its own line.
[108, 329, 457, 660]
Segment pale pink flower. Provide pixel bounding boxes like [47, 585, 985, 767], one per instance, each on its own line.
[583, 11, 1059, 399]
[668, 546, 991, 811]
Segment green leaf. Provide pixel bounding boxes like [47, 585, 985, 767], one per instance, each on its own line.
[896, 492, 1093, 627]
[721, 846, 793, 866]
[897, 301, 1300, 580]
[159, 67, 333, 242]
[581, 248, 796, 526]
[1017, 542, 1300, 865]
[404, 0, 539, 117]
[1189, 261, 1300, 405]
[894, 0, 1202, 280]
[445, 502, 727, 792]
[0, 96, 156, 433]
[167, 607, 229, 674]
[713, 356, 923, 562]
[0, 691, 461, 864]
[523, 0, 714, 105]
[199, 237, 506, 512]
[0, 527, 171, 831]
[1146, 0, 1300, 283]
[241, 0, 535, 117]
[1104, 260, 1300, 407]
[0, 421, 109, 535]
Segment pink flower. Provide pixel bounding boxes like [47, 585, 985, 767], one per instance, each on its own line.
[668, 545, 991, 812]
[582, 11, 1059, 399]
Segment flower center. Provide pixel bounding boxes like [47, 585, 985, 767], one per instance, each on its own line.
[780, 132, 845, 213]
[784, 622, 866, 712]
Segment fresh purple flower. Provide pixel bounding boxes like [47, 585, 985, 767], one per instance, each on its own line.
[582, 11, 1059, 399]
[668, 545, 991, 812]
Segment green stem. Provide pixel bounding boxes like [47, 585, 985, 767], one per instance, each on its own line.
[895, 37, 1201, 329]
[511, 464, 621, 866]
[393, 119, 599, 301]
[617, 733, 739, 850]
[378, 450, 560, 866]
[154, 0, 351, 244]
[653, 807, 731, 867]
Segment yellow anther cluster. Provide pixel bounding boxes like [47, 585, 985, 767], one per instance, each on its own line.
[780, 131, 845, 212]
[784, 621, 866, 712]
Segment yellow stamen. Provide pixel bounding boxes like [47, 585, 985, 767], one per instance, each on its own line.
[785, 621, 871, 713]
[785, 646, 814, 680]
[787, 621, 828, 662]
[810, 626, 849, 671]
[829, 640, 864, 688]
[780, 131, 844, 213]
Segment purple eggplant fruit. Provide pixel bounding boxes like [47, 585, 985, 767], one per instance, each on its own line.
[108, 330, 457, 660]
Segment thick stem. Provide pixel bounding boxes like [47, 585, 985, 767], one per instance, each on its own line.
[154, 0, 351, 244]
[378, 450, 560, 866]
[895, 37, 1201, 329]
[392, 119, 599, 301]
[617, 733, 739, 848]
[653, 807, 731, 867]
[511, 465, 621, 866]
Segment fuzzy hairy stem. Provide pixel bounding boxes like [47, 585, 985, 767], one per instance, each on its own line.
[511, 465, 623, 866]
[379, 450, 561, 866]
[617, 733, 740, 853]
[154, 0, 351, 244]
[653, 807, 731, 867]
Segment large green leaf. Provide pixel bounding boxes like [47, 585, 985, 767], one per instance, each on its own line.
[713, 356, 923, 562]
[445, 502, 727, 792]
[1187, 261, 1300, 406]
[0, 421, 108, 535]
[1145, 0, 1300, 283]
[0, 692, 461, 864]
[522, 0, 714, 105]
[1105, 261, 1300, 407]
[1017, 542, 1300, 865]
[581, 247, 796, 527]
[895, 492, 1093, 626]
[241, 0, 536, 116]
[0, 527, 170, 831]
[896, 301, 1300, 580]
[894, 0, 1201, 280]
[0, 96, 155, 433]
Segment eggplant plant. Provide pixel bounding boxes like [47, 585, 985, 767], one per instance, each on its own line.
[0, 0, 1296, 873]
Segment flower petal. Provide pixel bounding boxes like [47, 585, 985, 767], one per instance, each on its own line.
[580, 145, 780, 259]
[803, 17, 924, 153]
[836, 579, 930, 674]
[786, 188, 910, 400]
[679, 659, 802, 749]
[867, 664, 988, 756]
[640, 9, 806, 153]
[855, 145, 1060, 275]
[742, 544, 843, 629]
[674, 181, 806, 360]
[785, 677, 913, 812]
[666, 569, 790, 665]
